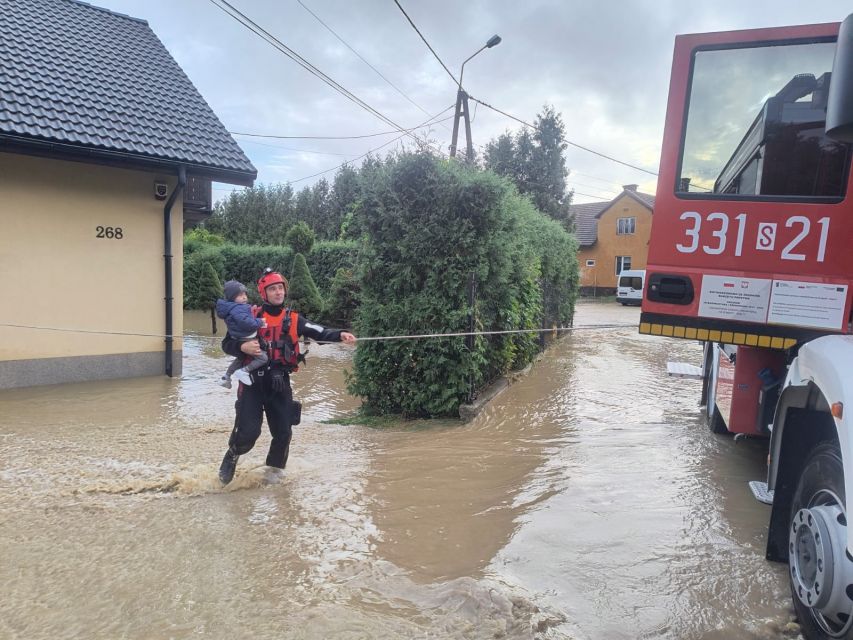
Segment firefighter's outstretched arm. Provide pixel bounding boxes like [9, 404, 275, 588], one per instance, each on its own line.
[297, 316, 355, 343]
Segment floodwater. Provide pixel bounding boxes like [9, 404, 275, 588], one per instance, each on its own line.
[0, 301, 800, 639]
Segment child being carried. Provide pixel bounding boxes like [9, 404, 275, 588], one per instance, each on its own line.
[216, 280, 268, 388]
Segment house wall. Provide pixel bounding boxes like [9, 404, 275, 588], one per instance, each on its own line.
[0, 152, 184, 388]
[578, 194, 653, 294]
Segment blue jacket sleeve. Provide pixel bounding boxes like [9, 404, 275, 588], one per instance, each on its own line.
[231, 305, 264, 334]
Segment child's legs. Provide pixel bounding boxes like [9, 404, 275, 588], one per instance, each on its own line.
[243, 352, 269, 373]
[225, 357, 243, 377]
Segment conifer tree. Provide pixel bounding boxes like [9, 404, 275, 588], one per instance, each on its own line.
[285, 221, 316, 257]
[287, 253, 323, 318]
[484, 105, 573, 227]
[198, 261, 223, 334]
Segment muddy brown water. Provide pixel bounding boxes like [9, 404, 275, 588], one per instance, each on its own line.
[0, 301, 800, 639]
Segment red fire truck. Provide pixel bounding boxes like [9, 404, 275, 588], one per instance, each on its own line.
[642, 13, 853, 639]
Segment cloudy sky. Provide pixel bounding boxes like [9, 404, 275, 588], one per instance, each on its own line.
[91, 0, 851, 203]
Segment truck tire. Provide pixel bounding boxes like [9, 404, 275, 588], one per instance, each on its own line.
[789, 442, 853, 639]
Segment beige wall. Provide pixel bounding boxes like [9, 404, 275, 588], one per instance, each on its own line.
[578, 194, 652, 289]
[0, 152, 183, 383]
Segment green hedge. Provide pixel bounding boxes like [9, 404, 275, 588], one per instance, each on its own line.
[183, 241, 358, 310]
[346, 152, 578, 418]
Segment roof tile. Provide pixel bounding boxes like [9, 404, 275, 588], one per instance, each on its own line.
[569, 189, 655, 247]
[0, 0, 256, 182]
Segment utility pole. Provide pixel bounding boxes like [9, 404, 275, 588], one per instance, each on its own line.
[449, 89, 464, 159]
[450, 90, 474, 161]
[449, 34, 501, 162]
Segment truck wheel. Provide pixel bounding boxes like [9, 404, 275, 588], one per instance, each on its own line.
[789, 442, 853, 639]
[702, 344, 727, 434]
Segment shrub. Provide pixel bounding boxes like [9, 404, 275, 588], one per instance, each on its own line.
[323, 268, 360, 327]
[286, 253, 324, 318]
[346, 152, 579, 417]
[309, 240, 358, 293]
[285, 221, 315, 256]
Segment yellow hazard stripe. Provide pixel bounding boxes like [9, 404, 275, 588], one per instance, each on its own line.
[639, 322, 796, 349]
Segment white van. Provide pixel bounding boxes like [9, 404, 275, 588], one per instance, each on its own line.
[616, 269, 645, 305]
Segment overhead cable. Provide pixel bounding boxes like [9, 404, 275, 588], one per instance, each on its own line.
[392, 0, 458, 85]
[296, 0, 450, 131]
[231, 129, 406, 140]
[568, 181, 619, 196]
[235, 139, 355, 156]
[288, 107, 455, 184]
[209, 0, 445, 156]
[469, 95, 659, 177]
[571, 191, 612, 201]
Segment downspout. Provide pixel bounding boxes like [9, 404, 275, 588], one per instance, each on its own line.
[164, 166, 186, 377]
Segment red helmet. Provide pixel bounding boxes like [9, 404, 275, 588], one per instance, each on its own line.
[257, 268, 288, 302]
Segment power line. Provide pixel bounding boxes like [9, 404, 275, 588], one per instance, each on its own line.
[571, 191, 612, 201]
[210, 0, 413, 139]
[569, 170, 629, 189]
[235, 138, 357, 156]
[230, 129, 405, 140]
[209, 0, 445, 157]
[296, 0, 450, 132]
[216, 110, 452, 194]
[392, 0, 458, 85]
[288, 107, 454, 185]
[469, 95, 659, 177]
[567, 180, 619, 195]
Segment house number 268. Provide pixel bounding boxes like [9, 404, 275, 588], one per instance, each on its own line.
[96, 226, 124, 239]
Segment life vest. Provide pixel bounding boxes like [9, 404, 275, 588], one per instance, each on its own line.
[255, 307, 302, 372]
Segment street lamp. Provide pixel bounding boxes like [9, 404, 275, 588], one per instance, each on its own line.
[459, 34, 501, 92]
[450, 34, 501, 160]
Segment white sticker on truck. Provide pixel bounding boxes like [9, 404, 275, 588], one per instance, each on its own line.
[699, 275, 772, 323]
[767, 281, 848, 330]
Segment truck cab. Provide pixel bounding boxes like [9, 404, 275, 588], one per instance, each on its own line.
[642, 14, 853, 639]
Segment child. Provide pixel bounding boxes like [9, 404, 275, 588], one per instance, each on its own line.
[215, 280, 268, 388]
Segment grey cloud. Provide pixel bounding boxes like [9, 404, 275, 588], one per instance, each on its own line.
[91, 0, 851, 202]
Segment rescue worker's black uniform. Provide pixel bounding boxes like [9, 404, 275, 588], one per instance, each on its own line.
[219, 303, 344, 482]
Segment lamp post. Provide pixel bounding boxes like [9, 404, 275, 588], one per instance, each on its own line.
[450, 34, 501, 160]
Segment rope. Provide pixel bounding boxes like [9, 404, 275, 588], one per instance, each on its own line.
[353, 324, 636, 341]
[0, 322, 637, 343]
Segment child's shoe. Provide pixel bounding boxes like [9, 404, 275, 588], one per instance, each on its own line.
[219, 375, 232, 389]
[233, 368, 253, 387]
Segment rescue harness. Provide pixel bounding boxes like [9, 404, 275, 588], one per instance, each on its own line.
[254, 307, 306, 373]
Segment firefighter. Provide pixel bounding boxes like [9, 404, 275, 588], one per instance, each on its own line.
[218, 268, 356, 485]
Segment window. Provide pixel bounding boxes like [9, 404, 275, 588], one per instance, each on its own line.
[617, 217, 636, 234]
[678, 40, 850, 199]
[619, 276, 643, 289]
[615, 256, 632, 275]
[585, 259, 596, 267]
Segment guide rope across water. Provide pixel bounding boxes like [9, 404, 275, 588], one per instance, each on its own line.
[0, 322, 638, 342]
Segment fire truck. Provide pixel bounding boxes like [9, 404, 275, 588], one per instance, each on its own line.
[642, 13, 853, 639]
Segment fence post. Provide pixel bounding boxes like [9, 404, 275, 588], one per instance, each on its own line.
[539, 279, 547, 349]
[467, 271, 477, 403]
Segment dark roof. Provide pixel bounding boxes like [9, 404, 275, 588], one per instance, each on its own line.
[627, 190, 656, 209]
[570, 201, 609, 247]
[0, 0, 256, 185]
[569, 188, 655, 247]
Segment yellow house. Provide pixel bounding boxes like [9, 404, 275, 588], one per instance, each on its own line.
[0, 0, 256, 389]
[571, 185, 655, 295]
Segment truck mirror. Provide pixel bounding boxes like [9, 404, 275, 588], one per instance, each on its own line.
[826, 13, 853, 142]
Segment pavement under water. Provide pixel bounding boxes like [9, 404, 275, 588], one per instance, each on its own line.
[0, 301, 801, 639]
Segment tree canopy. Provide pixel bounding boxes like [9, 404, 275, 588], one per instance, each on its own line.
[484, 105, 573, 228]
